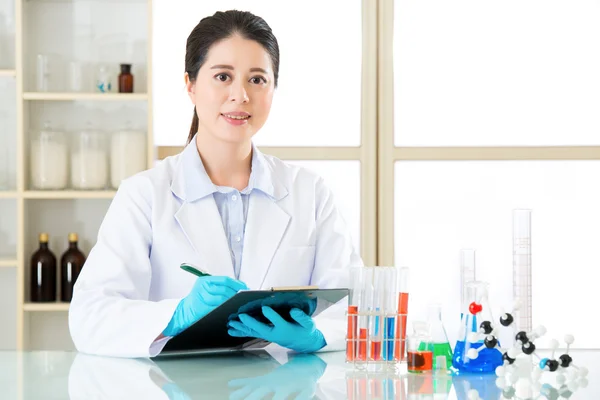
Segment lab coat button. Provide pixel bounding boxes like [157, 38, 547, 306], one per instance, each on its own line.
[231, 195, 237, 201]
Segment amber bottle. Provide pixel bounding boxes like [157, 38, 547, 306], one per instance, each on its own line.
[30, 233, 57, 302]
[60, 233, 86, 302]
[118, 63, 134, 93]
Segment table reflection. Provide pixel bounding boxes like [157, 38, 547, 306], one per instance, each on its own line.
[68, 350, 327, 399]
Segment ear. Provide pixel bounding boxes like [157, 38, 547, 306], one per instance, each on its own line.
[184, 72, 196, 105]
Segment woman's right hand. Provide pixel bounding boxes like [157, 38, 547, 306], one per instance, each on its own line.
[163, 276, 247, 337]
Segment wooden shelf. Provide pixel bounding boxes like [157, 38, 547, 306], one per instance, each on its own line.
[24, 190, 117, 199]
[0, 191, 18, 199]
[0, 259, 17, 267]
[0, 69, 16, 77]
[23, 92, 148, 101]
[23, 303, 70, 312]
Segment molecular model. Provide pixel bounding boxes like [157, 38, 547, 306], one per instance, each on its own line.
[463, 301, 589, 399]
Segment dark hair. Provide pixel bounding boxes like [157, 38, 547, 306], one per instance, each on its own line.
[185, 10, 280, 144]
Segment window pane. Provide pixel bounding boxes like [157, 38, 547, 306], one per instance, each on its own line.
[286, 160, 361, 255]
[395, 161, 600, 348]
[394, 1, 600, 146]
[154, 0, 362, 147]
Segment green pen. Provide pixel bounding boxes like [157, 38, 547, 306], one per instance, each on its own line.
[180, 263, 211, 278]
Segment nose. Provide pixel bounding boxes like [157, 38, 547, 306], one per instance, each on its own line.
[229, 80, 249, 104]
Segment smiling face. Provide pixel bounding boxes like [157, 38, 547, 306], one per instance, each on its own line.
[186, 34, 276, 145]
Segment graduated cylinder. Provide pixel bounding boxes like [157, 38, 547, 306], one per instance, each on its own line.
[346, 266, 409, 367]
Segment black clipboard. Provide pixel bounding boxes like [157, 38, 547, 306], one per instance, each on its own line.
[156, 287, 348, 357]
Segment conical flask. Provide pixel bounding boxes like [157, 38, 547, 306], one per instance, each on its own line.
[423, 304, 453, 371]
[452, 281, 503, 373]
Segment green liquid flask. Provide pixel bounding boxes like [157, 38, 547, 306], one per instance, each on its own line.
[419, 304, 453, 371]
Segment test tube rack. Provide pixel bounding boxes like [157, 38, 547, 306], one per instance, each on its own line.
[346, 266, 409, 369]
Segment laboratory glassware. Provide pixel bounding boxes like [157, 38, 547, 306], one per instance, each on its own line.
[425, 303, 453, 371]
[513, 209, 532, 333]
[408, 321, 433, 373]
[452, 281, 503, 373]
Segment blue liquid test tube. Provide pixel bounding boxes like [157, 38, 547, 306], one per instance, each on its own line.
[383, 267, 397, 361]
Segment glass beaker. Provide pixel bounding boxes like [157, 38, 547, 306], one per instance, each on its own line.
[426, 304, 453, 371]
[452, 281, 503, 374]
[408, 322, 433, 373]
[71, 124, 108, 190]
[30, 122, 69, 190]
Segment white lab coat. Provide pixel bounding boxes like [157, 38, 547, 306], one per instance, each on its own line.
[68, 140, 363, 358]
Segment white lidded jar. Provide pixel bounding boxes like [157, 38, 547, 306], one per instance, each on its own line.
[30, 121, 68, 190]
[110, 123, 146, 189]
[71, 123, 108, 190]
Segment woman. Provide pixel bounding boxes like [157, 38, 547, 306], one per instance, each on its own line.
[69, 10, 363, 358]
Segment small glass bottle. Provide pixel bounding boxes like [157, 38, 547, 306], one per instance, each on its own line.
[30, 121, 69, 190]
[118, 63, 134, 93]
[71, 123, 108, 190]
[95, 64, 112, 93]
[110, 122, 146, 189]
[60, 233, 86, 302]
[30, 233, 57, 302]
[408, 321, 434, 373]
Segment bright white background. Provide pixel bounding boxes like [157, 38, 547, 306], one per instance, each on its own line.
[394, 0, 600, 146]
[153, 0, 362, 147]
[395, 161, 600, 348]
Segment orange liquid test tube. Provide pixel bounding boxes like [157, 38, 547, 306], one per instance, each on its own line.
[346, 305, 358, 361]
[395, 267, 410, 361]
[346, 266, 362, 362]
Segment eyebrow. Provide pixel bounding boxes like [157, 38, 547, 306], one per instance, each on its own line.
[210, 64, 268, 74]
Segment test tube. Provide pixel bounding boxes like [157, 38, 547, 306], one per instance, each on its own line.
[513, 209, 532, 332]
[369, 267, 384, 361]
[395, 267, 410, 362]
[346, 266, 362, 362]
[383, 267, 397, 361]
[358, 267, 373, 361]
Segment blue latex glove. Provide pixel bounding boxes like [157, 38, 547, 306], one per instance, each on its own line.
[227, 306, 326, 353]
[163, 276, 247, 337]
[227, 354, 326, 400]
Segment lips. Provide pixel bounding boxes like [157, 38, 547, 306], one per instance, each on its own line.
[221, 112, 251, 126]
[221, 111, 251, 120]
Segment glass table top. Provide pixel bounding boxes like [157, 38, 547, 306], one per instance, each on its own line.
[0, 349, 596, 399]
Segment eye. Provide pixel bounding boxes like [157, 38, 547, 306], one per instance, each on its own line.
[250, 76, 267, 85]
[215, 73, 230, 82]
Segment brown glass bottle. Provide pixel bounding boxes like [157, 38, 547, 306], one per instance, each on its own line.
[118, 63, 134, 93]
[30, 233, 57, 302]
[60, 233, 86, 302]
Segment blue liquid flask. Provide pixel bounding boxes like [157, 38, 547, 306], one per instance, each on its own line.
[452, 281, 502, 374]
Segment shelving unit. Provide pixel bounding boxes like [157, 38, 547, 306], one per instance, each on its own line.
[23, 92, 148, 101]
[23, 303, 69, 312]
[0, 0, 154, 350]
[0, 259, 18, 267]
[23, 190, 116, 199]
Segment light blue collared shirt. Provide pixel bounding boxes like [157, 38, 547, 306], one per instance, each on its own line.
[181, 138, 277, 278]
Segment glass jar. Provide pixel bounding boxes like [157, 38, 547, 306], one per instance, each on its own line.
[110, 126, 146, 189]
[71, 126, 107, 190]
[30, 122, 68, 190]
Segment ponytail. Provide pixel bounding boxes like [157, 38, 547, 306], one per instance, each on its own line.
[187, 107, 198, 144]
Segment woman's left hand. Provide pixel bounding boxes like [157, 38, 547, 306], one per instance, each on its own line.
[227, 306, 326, 353]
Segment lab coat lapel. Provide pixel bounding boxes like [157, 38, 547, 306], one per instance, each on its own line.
[174, 197, 235, 278]
[241, 193, 290, 289]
